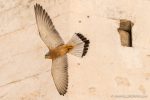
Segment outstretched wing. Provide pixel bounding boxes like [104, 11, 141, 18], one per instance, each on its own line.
[34, 4, 64, 49]
[51, 55, 68, 95]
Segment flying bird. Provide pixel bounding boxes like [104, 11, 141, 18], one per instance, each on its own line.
[34, 4, 90, 96]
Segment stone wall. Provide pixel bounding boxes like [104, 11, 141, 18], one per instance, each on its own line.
[0, 0, 150, 100]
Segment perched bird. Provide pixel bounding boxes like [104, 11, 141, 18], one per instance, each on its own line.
[34, 4, 90, 96]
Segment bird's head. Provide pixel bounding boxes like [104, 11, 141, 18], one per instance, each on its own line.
[45, 51, 51, 59]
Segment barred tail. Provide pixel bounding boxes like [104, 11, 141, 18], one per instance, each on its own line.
[67, 33, 90, 57]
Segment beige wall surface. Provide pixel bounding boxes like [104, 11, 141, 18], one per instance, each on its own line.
[0, 0, 150, 100]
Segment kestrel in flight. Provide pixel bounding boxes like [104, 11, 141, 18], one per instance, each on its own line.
[34, 4, 90, 95]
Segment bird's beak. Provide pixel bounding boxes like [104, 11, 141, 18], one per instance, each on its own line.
[45, 55, 49, 59]
[45, 51, 51, 59]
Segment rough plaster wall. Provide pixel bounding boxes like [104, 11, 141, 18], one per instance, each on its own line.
[0, 0, 150, 100]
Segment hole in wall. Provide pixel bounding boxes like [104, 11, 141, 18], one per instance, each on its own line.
[78, 20, 82, 23]
[117, 19, 134, 47]
[87, 16, 90, 18]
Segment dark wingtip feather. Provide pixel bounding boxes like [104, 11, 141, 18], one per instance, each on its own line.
[76, 33, 90, 57]
[34, 3, 40, 9]
[34, 3, 44, 14]
[58, 76, 68, 96]
[59, 89, 67, 96]
[34, 3, 53, 27]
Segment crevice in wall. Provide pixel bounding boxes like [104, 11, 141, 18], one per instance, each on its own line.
[117, 19, 134, 47]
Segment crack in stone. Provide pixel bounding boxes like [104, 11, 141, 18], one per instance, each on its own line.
[0, 4, 20, 16]
[0, 93, 7, 99]
[0, 45, 44, 64]
[0, 0, 36, 16]
[0, 10, 71, 39]
[0, 23, 35, 39]
[0, 69, 50, 88]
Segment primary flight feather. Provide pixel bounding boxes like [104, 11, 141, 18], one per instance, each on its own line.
[34, 4, 90, 95]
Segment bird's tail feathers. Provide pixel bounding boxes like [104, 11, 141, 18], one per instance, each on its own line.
[67, 33, 90, 57]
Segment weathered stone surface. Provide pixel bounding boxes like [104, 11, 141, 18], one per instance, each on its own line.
[0, 0, 150, 99]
